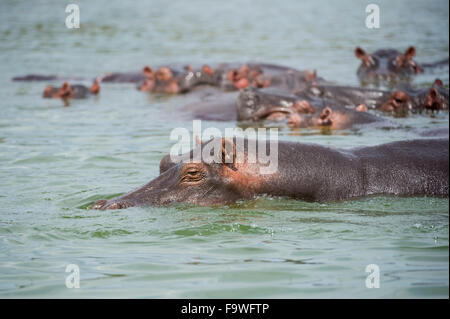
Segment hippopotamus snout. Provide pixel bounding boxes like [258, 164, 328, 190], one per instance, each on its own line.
[92, 138, 261, 209]
[92, 199, 134, 210]
[92, 169, 178, 209]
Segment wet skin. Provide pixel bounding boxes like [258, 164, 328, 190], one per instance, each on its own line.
[354, 46, 449, 86]
[236, 87, 386, 129]
[179, 87, 239, 121]
[92, 137, 449, 209]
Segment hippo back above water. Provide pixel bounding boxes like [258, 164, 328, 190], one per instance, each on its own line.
[93, 137, 449, 209]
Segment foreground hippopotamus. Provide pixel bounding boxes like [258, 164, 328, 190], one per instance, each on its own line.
[42, 80, 100, 99]
[355, 46, 449, 86]
[92, 137, 449, 209]
[237, 87, 386, 129]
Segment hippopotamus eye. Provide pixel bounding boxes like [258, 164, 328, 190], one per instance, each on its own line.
[180, 166, 205, 183]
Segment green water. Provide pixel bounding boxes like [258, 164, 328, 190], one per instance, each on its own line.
[0, 0, 448, 298]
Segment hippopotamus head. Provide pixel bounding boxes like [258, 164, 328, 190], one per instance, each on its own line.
[89, 79, 101, 94]
[138, 66, 180, 93]
[92, 138, 267, 209]
[42, 85, 60, 98]
[43, 82, 74, 99]
[287, 106, 354, 129]
[379, 90, 413, 113]
[355, 46, 422, 84]
[380, 79, 449, 113]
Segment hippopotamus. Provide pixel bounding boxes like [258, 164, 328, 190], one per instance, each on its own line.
[295, 79, 449, 115]
[214, 62, 318, 93]
[42, 80, 100, 99]
[12, 74, 85, 82]
[236, 87, 386, 129]
[137, 65, 199, 94]
[179, 88, 239, 121]
[138, 62, 318, 94]
[355, 46, 449, 86]
[92, 137, 449, 209]
[380, 79, 449, 114]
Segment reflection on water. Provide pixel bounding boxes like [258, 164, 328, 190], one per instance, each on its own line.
[0, 0, 448, 298]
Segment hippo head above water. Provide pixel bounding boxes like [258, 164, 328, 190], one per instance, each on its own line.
[380, 79, 449, 113]
[42, 80, 100, 99]
[355, 46, 422, 85]
[92, 138, 276, 209]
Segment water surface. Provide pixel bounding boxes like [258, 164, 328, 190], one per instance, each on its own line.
[0, 0, 448, 298]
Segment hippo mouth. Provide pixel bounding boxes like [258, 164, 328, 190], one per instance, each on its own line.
[251, 106, 294, 121]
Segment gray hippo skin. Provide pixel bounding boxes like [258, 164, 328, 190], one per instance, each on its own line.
[237, 87, 386, 129]
[92, 137, 449, 209]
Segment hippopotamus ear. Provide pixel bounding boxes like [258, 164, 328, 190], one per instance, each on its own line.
[59, 82, 71, 96]
[221, 138, 237, 169]
[355, 47, 367, 60]
[404, 46, 416, 60]
[318, 107, 333, 126]
[355, 47, 374, 66]
[142, 66, 153, 74]
[434, 79, 443, 87]
[90, 79, 100, 94]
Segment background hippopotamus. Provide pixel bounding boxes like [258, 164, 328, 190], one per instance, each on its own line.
[42, 80, 100, 100]
[236, 87, 386, 129]
[12, 74, 85, 82]
[355, 46, 449, 86]
[296, 82, 392, 109]
[215, 62, 318, 92]
[92, 137, 449, 209]
[296, 79, 449, 115]
[380, 79, 449, 114]
[137, 62, 318, 94]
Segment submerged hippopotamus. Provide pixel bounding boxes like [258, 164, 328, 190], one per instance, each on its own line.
[380, 79, 449, 114]
[296, 79, 449, 115]
[355, 46, 449, 86]
[42, 80, 100, 99]
[12, 74, 85, 82]
[215, 63, 317, 93]
[237, 87, 386, 129]
[137, 62, 318, 94]
[92, 137, 449, 209]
